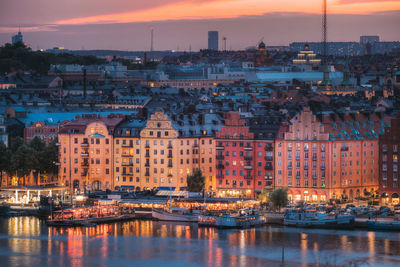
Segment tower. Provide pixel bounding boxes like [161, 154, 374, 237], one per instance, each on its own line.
[150, 28, 154, 52]
[321, 0, 331, 87]
[223, 37, 227, 51]
[208, 31, 219, 51]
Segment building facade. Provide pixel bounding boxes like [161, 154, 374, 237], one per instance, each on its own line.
[379, 114, 400, 204]
[215, 112, 275, 198]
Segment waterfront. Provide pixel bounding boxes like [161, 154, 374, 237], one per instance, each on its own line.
[0, 217, 399, 266]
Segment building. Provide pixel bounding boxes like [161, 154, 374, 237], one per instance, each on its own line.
[24, 120, 63, 145]
[379, 114, 400, 205]
[215, 112, 276, 198]
[292, 44, 321, 71]
[275, 107, 388, 202]
[360, 36, 379, 45]
[58, 114, 125, 192]
[113, 110, 219, 192]
[208, 31, 219, 51]
[0, 115, 8, 146]
[12, 31, 23, 44]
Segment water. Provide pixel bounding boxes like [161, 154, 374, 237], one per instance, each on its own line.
[0, 217, 399, 267]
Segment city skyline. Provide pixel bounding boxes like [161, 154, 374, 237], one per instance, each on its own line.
[0, 0, 399, 50]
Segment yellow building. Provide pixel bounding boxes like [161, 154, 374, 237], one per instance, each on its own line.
[113, 111, 219, 192]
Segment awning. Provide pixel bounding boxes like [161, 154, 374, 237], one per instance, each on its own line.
[288, 190, 293, 195]
[312, 190, 318, 195]
[121, 186, 134, 189]
[158, 187, 176, 191]
[294, 190, 301, 195]
[391, 193, 399, 198]
[156, 190, 186, 197]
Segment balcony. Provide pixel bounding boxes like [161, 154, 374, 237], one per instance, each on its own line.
[168, 144, 173, 149]
[312, 157, 317, 161]
[55, 143, 61, 146]
[81, 153, 89, 157]
[193, 143, 199, 147]
[304, 165, 309, 170]
[288, 147, 292, 151]
[121, 154, 132, 157]
[321, 166, 326, 170]
[244, 175, 252, 179]
[168, 174, 173, 177]
[81, 172, 88, 176]
[264, 156, 273, 161]
[244, 146, 253, 151]
[244, 155, 252, 161]
[145, 172, 150, 176]
[145, 162, 150, 167]
[122, 143, 133, 148]
[264, 145, 273, 151]
[287, 165, 292, 169]
[122, 162, 133, 166]
[122, 172, 134, 176]
[81, 162, 89, 167]
[216, 145, 224, 150]
[244, 165, 253, 170]
[168, 154, 173, 158]
[264, 175, 272, 180]
[217, 174, 224, 179]
[216, 164, 225, 169]
[168, 163, 173, 168]
[341, 146, 349, 151]
[304, 147, 309, 151]
[145, 144, 150, 148]
[81, 142, 89, 147]
[145, 153, 150, 158]
[265, 165, 273, 170]
[216, 155, 224, 160]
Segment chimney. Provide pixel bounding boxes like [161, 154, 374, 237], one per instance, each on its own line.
[83, 68, 87, 99]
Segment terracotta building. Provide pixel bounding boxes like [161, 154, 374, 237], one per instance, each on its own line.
[379, 114, 400, 204]
[215, 112, 276, 198]
[276, 107, 389, 202]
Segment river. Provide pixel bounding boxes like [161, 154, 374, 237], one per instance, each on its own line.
[0, 217, 399, 267]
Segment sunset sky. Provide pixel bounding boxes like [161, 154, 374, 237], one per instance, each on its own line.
[0, 0, 399, 50]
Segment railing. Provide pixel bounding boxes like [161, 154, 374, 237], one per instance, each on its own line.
[81, 153, 89, 157]
[168, 144, 173, 149]
[217, 174, 224, 179]
[244, 146, 252, 151]
[81, 142, 89, 147]
[122, 162, 133, 166]
[244, 165, 253, 170]
[168, 163, 173, 167]
[168, 154, 173, 158]
[265, 145, 273, 151]
[244, 175, 252, 179]
[244, 155, 252, 161]
[81, 162, 89, 167]
[264, 156, 273, 161]
[216, 155, 224, 160]
[216, 164, 225, 169]
[121, 143, 133, 147]
[265, 165, 273, 170]
[341, 147, 349, 151]
[145, 162, 150, 167]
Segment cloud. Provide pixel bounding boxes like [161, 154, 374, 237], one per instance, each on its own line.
[337, 0, 400, 4]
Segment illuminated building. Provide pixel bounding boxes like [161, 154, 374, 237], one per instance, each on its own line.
[379, 114, 400, 204]
[215, 112, 276, 198]
[58, 114, 125, 192]
[276, 107, 389, 202]
[292, 44, 321, 70]
[113, 110, 220, 192]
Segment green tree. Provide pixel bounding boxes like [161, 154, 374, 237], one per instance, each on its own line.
[270, 187, 289, 211]
[0, 142, 11, 187]
[11, 144, 38, 185]
[186, 169, 205, 192]
[29, 137, 46, 184]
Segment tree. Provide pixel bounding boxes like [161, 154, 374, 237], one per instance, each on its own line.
[0, 142, 11, 187]
[10, 144, 38, 185]
[29, 137, 46, 184]
[186, 169, 205, 192]
[270, 187, 289, 211]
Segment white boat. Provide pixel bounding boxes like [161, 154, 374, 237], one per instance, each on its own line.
[284, 209, 355, 229]
[199, 209, 266, 228]
[152, 208, 199, 222]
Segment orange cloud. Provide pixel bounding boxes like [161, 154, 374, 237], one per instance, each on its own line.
[55, 0, 400, 25]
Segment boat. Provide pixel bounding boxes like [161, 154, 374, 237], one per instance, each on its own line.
[284, 209, 355, 229]
[366, 217, 400, 231]
[198, 209, 266, 228]
[152, 207, 200, 222]
[46, 204, 135, 227]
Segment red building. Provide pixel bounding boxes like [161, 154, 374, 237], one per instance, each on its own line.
[379, 114, 400, 204]
[215, 112, 275, 198]
[24, 120, 68, 145]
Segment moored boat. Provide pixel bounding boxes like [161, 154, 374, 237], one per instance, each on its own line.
[366, 217, 400, 231]
[284, 209, 355, 229]
[199, 209, 266, 228]
[152, 207, 199, 222]
[46, 205, 135, 227]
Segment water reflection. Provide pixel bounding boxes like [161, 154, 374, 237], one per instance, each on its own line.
[1, 217, 400, 267]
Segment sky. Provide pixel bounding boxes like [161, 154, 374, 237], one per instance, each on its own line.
[0, 0, 399, 51]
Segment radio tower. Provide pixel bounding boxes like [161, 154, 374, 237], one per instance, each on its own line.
[223, 37, 227, 51]
[321, 0, 330, 86]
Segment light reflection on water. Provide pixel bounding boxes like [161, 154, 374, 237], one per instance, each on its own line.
[0, 217, 400, 267]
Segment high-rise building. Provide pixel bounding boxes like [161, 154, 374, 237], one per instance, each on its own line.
[12, 31, 23, 44]
[208, 31, 219, 51]
[360, 35, 379, 44]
